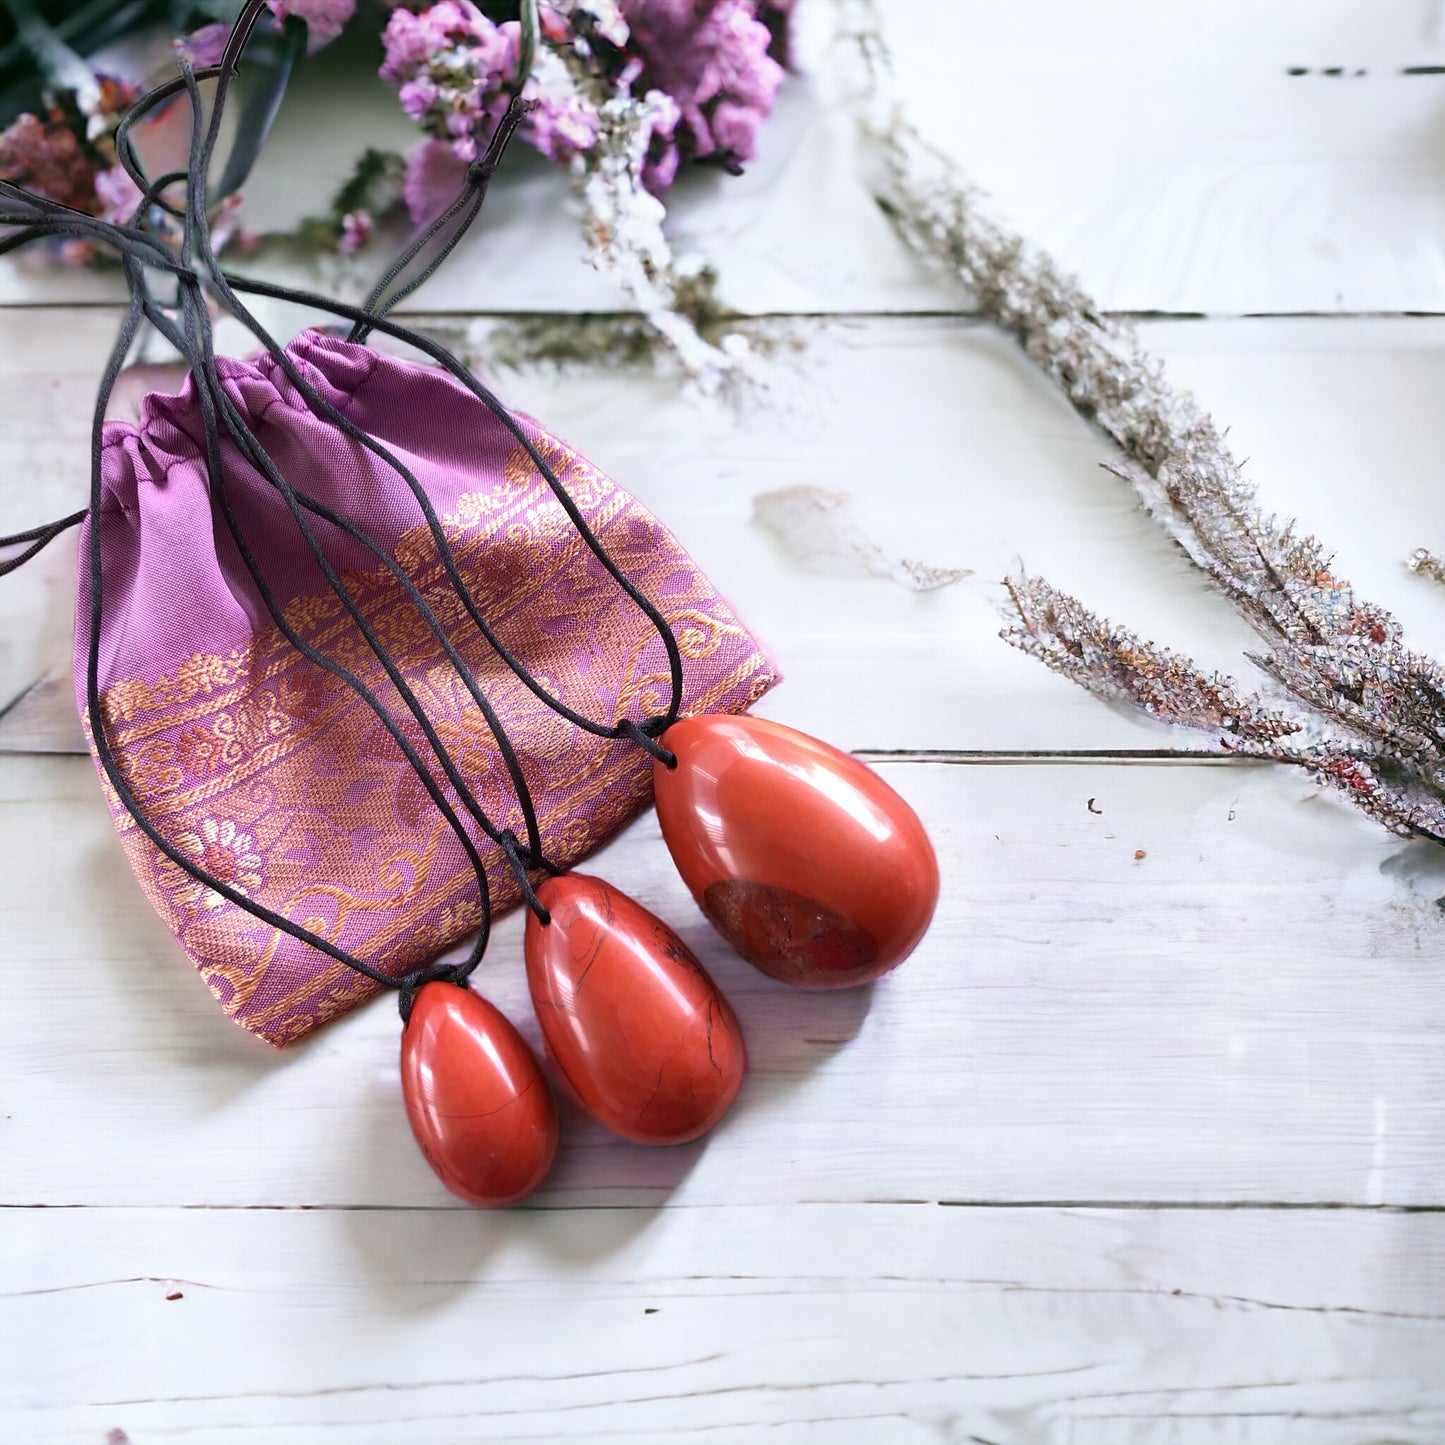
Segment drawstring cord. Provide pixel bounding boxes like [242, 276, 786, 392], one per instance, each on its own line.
[0, 0, 687, 1007]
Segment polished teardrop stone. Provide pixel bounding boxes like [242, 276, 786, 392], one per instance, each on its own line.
[653, 714, 939, 989]
[526, 873, 745, 1145]
[400, 982, 558, 1207]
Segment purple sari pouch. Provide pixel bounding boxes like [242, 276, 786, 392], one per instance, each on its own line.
[78, 328, 778, 1045]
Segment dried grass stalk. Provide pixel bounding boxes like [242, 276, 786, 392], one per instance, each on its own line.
[840, 0, 1445, 843]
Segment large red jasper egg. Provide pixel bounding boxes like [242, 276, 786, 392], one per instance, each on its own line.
[400, 982, 558, 1207]
[526, 873, 745, 1145]
[653, 715, 939, 989]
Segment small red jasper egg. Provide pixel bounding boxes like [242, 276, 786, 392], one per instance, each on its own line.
[400, 982, 558, 1207]
[526, 873, 745, 1145]
[653, 714, 939, 989]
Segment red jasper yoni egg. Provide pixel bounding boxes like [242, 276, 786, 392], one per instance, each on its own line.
[652, 715, 939, 989]
[400, 982, 558, 1207]
[526, 873, 745, 1145]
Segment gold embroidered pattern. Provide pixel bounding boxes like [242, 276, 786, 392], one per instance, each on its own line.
[91, 429, 778, 1045]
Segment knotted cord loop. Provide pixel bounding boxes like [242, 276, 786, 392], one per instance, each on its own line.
[618, 717, 678, 769]
[396, 958, 470, 1025]
[498, 829, 552, 926]
[350, 95, 535, 346]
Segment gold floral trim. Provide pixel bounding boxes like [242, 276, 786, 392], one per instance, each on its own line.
[90, 428, 779, 1045]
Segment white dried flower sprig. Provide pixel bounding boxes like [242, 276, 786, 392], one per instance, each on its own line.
[571, 89, 753, 391]
[544, 10, 754, 392]
[840, 0, 1445, 843]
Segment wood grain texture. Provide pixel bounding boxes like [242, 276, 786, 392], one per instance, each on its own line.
[5, 311, 1445, 756]
[4, 1205, 1443, 1444]
[2, 3, 1443, 1437]
[5, 753, 1443, 1210]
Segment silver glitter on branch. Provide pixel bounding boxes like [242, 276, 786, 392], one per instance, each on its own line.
[1002, 574, 1300, 746]
[840, 0, 1445, 843]
[1003, 576, 1445, 841]
[1408, 547, 1445, 585]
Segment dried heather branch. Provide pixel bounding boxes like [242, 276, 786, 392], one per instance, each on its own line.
[842, 0, 1361, 648]
[839, 0, 1445, 843]
[1005, 574, 1445, 842]
[1288, 744, 1445, 841]
[1003, 574, 1302, 746]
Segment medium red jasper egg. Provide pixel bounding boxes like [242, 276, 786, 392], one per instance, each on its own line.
[526, 873, 745, 1145]
[653, 715, 939, 989]
[400, 982, 558, 1207]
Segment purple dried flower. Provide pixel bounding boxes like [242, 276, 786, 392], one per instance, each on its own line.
[380, 2, 519, 164]
[621, 0, 784, 174]
[521, 51, 600, 161]
[525, 97, 599, 160]
[379, 2, 516, 83]
[338, 209, 373, 252]
[382, 0, 786, 194]
[381, 2, 604, 171]
[397, 77, 440, 122]
[705, 99, 761, 162]
[401, 135, 468, 226]
[174, 22, 233, 69]
[93, 164, 144, 225]
[639, 89, 682, 189]
[0, 111, 95, 212]
[270, 0, 356, 52]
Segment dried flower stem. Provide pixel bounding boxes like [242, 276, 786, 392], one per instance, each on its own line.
[569, 86, 752, 391]
[839, 0, 1445, 843]
[546, 12, 754, 392]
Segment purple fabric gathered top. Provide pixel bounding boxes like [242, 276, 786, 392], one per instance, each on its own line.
[78, 328, 778, 1044]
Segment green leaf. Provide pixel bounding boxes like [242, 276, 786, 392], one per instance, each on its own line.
[330, 147, 404, 218]
[213, 10, 305, 200]
[0, 0, 97, 103]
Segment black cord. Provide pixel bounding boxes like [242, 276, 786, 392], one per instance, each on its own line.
[0, 5, 695, 1007]
[220, 271, 687, 751]
[349, 96, 535, 347]
[0, 508, 86, 576]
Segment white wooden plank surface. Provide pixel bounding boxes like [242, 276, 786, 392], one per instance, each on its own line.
[3, 1, 1444, 315]
[6, 752, 1444, 1209]
[5, 1205, 1443, 1444]
[6, 311, 1445, 756]
[3, 3, 1444, 1439]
